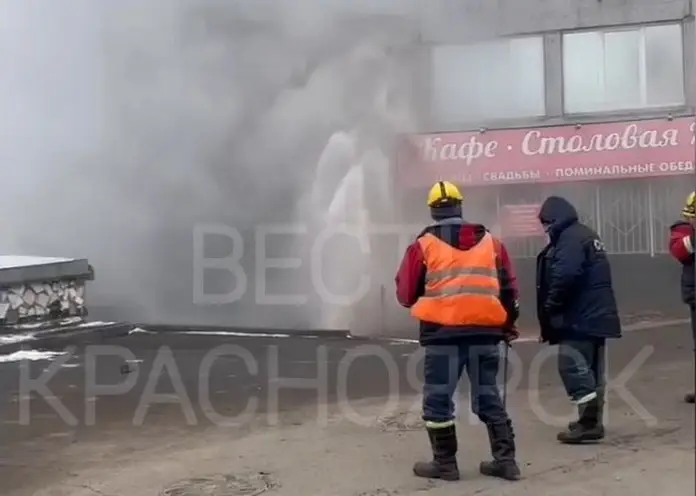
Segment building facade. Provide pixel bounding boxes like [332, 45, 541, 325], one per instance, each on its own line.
[399, 0, 695, 255]
[394, 0, 696, 325]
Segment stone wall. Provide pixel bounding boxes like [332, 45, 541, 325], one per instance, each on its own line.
[0, 279, 87, 325]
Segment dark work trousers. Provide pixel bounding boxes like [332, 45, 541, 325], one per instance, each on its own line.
[422, 338, 509, 425]
[557, 338, 606, 403]
[690, 305, 695, 382]
[691, 305, 696, 349]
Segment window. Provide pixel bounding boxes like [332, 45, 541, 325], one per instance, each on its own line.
[499, 183, 597, 259]
[651, 177, 695, 254]
[563, 24, 685, 114]
[430, 37, 546, 124]
[597, 180, 651, 254]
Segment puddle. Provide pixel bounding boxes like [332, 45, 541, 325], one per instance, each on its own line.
[161, 472, 277, 496]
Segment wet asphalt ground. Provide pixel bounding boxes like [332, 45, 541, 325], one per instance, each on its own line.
[0, 323, 693, 494]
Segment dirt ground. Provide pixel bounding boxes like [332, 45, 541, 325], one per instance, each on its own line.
[8, 393, 693, 496]
[5, 329, 694, 496]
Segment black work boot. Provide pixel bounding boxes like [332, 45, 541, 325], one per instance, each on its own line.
[684, 392, 695, 404]
[413, 424, 460, 481]
[479, 420, 521, 481]
[558, 397, 605, 444]
[567, 395, 605, 430]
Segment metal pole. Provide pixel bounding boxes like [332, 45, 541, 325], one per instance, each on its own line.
[502, 342, 510, 412]
[594, 185, 602, 237]
[379, 284, 386, 335]
[495, 188, 501, 223]
[692, 2, 696, 181]
[647, 181, 655, 257]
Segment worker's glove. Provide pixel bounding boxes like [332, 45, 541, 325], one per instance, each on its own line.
[503, 300, 519, 331]
[509, 300, 520, 323]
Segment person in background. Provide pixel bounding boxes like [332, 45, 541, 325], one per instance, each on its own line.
[668, 191, 695, 404]
[535, 196, 621, 444]
[395, 180, 521, 482]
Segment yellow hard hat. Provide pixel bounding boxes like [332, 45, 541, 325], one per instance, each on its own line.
[427, 180, 463, 207]
[683, 191, 696, 219]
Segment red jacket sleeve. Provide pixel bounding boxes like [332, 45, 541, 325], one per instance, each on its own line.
[395, 241, 426, 308]
[669, 224, 694, 264]
[493, 238, 519, 303]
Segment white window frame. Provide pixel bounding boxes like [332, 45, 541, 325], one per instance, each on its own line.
[562, 23, 685, 114]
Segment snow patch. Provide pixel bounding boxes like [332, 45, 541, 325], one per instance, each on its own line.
[180, 330, 293, 338]
[0, 350, 67, 363]
[0, 334, 36, 345]
[74, 321, 115, 328]
[129, 327, 154, 335]
[0, 256, 75, 269]
[8, 317, 83, 330]
[384, 338, 418, 345]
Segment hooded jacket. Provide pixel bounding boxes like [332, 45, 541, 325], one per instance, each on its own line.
[536, 196, 621, 344]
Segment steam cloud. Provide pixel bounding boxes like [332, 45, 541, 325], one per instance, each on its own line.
[0, 0, 422, 329]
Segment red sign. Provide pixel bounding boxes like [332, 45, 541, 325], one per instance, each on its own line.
[499, 204, 544, 238]
[397, 117, 696, 187]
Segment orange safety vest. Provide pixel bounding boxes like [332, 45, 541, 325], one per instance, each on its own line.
[410, 232, 508, 327]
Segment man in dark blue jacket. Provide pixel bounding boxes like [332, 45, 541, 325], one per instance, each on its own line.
[535, 196, 621, 444]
